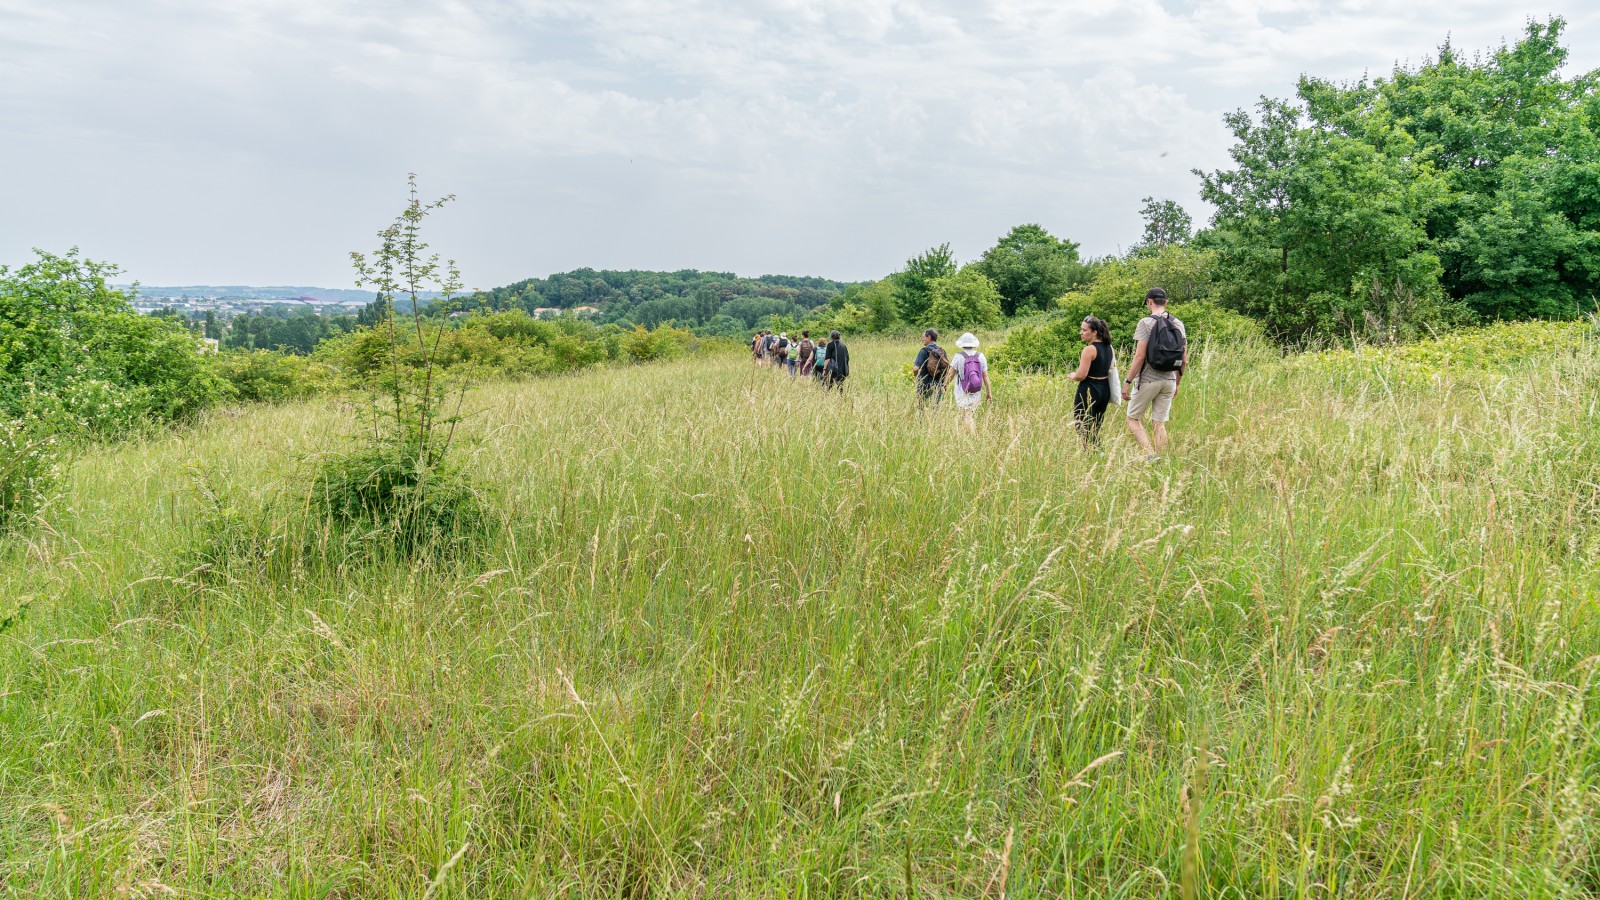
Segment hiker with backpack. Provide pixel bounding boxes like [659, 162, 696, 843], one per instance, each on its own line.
[823, 330, 850, 391]
[950, 332, 991, 423]
[752, 331, 765, 365]
[1123, 287, 1188, 461]
[775, 333, 791, 373]
[797, 331, 816, 377]
[914, 328, 951, 405]
[812, 339, 828, 384]
[1067, 315, 1117, 445]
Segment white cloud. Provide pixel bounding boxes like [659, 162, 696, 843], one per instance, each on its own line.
[2, 0, 1598, 284]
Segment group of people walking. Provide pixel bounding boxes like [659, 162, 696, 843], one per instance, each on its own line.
[750, 286, 1188, 460]
[751, 328, 850, 389]
[910, 287, 1188, 459]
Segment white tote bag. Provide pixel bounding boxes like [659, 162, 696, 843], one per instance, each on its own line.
[1106, 346, 1123, 406]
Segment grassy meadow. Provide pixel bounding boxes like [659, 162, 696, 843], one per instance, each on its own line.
[2, 333, 1599, 897]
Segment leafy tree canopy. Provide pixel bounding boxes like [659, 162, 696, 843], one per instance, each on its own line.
[464, 268, 853, 334]
[1199, 17, 1600, 341]
[1133, 197, 1194, 255]
[894, 244, 958, 324]
[0, 249, 224, 435]
[973, 224, 1086, 317]
[925, 267, 1004, 332]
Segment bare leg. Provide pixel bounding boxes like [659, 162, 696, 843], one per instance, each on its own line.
[1152, 422, 1169, 454]
[1126, 417, 1154, 455]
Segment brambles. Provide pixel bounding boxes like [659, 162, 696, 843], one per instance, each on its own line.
[0, 249, 225, 438]
[0, 418, 59, 537]
[214, 349, 337, 404]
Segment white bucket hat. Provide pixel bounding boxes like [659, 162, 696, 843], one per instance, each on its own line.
[956, 332, 980, 349]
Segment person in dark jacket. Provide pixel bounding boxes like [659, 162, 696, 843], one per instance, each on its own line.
[913, 328, 949, 405]
[823, 330, 850, 391]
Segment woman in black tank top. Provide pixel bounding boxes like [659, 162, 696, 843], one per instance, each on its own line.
[1068, 316, 1113, 444]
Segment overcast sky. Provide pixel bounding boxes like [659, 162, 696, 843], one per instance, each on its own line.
[3, 1, 1597, 289]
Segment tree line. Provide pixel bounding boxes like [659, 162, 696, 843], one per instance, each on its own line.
[449, 18, 1599, 351]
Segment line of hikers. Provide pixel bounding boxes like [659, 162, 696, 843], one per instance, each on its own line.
[910, 288, 1188, 459]
[748, 286, 1186, 460]
[751, 328, 850, 390]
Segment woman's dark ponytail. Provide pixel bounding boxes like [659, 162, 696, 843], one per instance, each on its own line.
[1083, 316, 1111, 343]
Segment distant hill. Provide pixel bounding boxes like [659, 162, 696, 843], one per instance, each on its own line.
[465, 268, 860, 332]
[119, 285, 440, 304]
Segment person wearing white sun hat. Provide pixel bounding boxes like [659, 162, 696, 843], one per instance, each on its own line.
[950, 332, 991, 425]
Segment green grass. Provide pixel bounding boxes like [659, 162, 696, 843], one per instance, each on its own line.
[2, 335, 1598, 897]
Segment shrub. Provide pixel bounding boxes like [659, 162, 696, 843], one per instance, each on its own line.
[997, 300, 1263, 373]
[0, 250, 226, 437]
[215, 350, 337, 404]
[1290, 318, 1596, 386]
[925, 267, 1004, 332]
[0, 419, 60, 537]
[310, 440, 486, 557]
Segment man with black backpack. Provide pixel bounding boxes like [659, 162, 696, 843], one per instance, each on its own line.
[913, 328, 950, 405]
[1123, 287, 1188, 462]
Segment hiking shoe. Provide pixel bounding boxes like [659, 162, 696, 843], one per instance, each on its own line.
[1145, 454, 1161, 463]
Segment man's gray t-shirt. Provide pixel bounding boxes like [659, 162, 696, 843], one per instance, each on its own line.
[1132, 313, 1186, 382]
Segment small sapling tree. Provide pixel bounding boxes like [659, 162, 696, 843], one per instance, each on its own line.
[314, 175, 483, 555]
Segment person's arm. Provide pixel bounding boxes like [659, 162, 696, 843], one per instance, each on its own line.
[1068, 345, 1095, 381]
[914, 347, 929, 375]
[1124, 340, 1148, 399]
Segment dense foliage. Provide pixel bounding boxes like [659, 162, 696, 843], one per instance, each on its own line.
[925, 266, 1004, 331]
[996, 246, 1262, 373]
[972, 223, 1090, 316]
[312, 310, 702, 380]
[462, 268, 852, 332]
[0, 250, 225, 437]
[1200, 18, 1600, 341]
[224, 307, 360, 354]
[0, 418, 58, 536]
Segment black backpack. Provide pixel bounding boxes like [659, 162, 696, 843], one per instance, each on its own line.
[1146, 314, 1186, 372]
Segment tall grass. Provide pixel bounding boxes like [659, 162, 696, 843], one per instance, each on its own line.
[1, 335, 1597, 897]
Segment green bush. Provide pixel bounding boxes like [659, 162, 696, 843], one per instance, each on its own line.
[1291, 318, 1596, 386]
[0, 250, 226, 437]
[215, 350, 338, 404]
[310, 440, 487, 558]
[620, 323, 697, 362]
[926, 267, 1004, 332]
[0, 419, 59, 537]
[313, 310, 705, 381]
[997, 301, 1262, 373]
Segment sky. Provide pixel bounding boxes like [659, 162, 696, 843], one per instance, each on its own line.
[3, 1, 1599, 289]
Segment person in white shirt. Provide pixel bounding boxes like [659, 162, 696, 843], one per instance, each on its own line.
[950, 332, 992, 426]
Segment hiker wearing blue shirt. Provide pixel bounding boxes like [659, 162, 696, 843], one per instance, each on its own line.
[914, 328, 951, 405]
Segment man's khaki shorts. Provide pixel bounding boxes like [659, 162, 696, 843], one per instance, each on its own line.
[1126, 377, 1177, 422]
